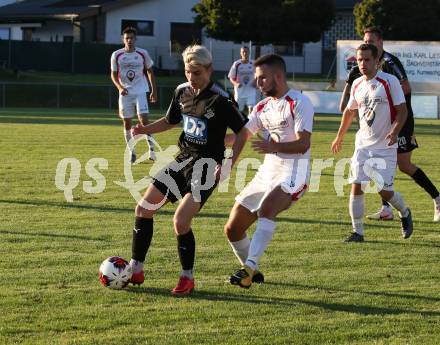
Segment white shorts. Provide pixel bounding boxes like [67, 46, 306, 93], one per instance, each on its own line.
[119, 93, 149, 118]
[349, 148, 397, 191]
[236, 96, 256, 111]
[236, 160, 309, 213]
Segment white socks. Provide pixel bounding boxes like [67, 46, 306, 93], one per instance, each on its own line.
[146, 134, 155, 152]
[245, 218, 276, 271]
[349, 194, 364, 235]
[124, 129, 135, 154]
[129, 259, 143, 274]
[124, 129, 155, 155]
[181, 269, 193, 279]
[388, 192, 409, 218]
[228, 236, 250, 266]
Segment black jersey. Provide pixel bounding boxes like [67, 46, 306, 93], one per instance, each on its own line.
[346, 50, 413, 116]
[166, 81, 247, 163]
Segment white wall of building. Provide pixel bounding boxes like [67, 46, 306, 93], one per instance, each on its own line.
[31, 21, 73, 42]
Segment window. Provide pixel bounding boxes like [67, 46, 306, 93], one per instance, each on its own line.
[273, 42, 304, 57]
[0, 28, 9, 40]
[121, 20, 154, 36]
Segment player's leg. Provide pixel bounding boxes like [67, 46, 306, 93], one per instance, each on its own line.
[224, 202, 257, 270]
[379, 189, 413, 239]
[119, 95, 137, 163]
[377, 150, 413, 239]
[345, 183, 365, 242]
[130, 184, 170, 284]
[345, 149, 367, 242]
[137, 94, 156, 161]
[245, 186, 297, 269]
[228, 173, 268, 285]
[397, 151, 440, 222]
[171, 193, 201, 295]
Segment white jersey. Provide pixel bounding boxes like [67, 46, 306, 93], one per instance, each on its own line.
[246, 89, 314, 164]
[347, 70, 405, 150]
[228, 59, 256, 99]
[110, 47, 153, 95]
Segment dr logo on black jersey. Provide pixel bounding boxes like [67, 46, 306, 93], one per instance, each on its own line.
[183, 115, 208, 145]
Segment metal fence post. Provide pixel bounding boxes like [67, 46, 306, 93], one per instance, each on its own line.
[108, 85, 112, 109]
[56, 84, 60, 108]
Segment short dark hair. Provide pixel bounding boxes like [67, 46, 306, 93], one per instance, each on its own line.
[364, 27, 383, 39]
[241, 46, 249, 50]
[356, 43, 378, 58]
[254, 53, 286, 73]
[123, 26, 137, 36]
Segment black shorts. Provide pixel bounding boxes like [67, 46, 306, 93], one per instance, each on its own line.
[397, 114, 418, 154]
[152, 152, 219, 208]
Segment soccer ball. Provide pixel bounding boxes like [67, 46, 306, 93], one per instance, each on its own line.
[98, 256, 132, 289]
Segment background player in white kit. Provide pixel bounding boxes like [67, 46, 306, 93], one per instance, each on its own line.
[111, 27, 157, 163]
[228, 46, 257, 115]
[332, 44, 413, 243]
[224, 54, 314, 289]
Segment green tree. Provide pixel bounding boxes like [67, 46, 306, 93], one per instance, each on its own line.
[193, 0, 335, 45]
[354, 0, 440, 40]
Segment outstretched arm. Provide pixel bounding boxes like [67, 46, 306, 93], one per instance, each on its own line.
[132, 117, 175, 136]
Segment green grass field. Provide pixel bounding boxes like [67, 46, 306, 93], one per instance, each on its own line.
[1, 108, 440, 345]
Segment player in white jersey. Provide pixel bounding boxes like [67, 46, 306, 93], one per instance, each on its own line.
[332, 44, 413, 242]
[228, 46, 257, 115]
[224, 54, 314, 289]
[110, 27, 157, 163]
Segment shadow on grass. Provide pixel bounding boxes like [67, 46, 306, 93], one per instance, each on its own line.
[125, 286, 440, 317]
[266, 281, 440, 303]
[1, 199, 430, 232]
[0, 229, 108, 241]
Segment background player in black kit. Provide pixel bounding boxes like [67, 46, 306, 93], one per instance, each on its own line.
[340, 27, 440, 222]
[128, 45, 249, 296]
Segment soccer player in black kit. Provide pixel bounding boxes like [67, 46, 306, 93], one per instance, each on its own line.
[128, 45, 249, 296]
[340, 27, 440, 223]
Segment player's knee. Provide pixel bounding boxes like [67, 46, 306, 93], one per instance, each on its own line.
[224, 222, 233, 238]
[173, 215, 190, 235]
[258, 204, 276, 219]
[224, 223, 244, 241]
[135, 203, 155, 218]
[398, 162, 415, 175]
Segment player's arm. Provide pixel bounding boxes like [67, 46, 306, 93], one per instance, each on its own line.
[400, 79, 411, 95]
[251, 130, 311, 154]
[132, 117, 175, 136]
[230, 127, 252, 167]
[229, 76, 240, 88]
[111, 71, 127, 95]
[331, 107, 357, 154]
[386, 103, 408, 146]
[145, 67, 157, 103]
[228, 63, 240, 88]
[339, 83, 352, 112]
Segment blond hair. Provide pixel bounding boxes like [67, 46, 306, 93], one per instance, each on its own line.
[182, 45, 212, 67]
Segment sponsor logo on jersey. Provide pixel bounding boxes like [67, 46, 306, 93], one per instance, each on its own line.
[364, 108, 376, 127]
[204, 107, 215, 119]
[126, 70, 135, 81]
[183, 114, 208, 144]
